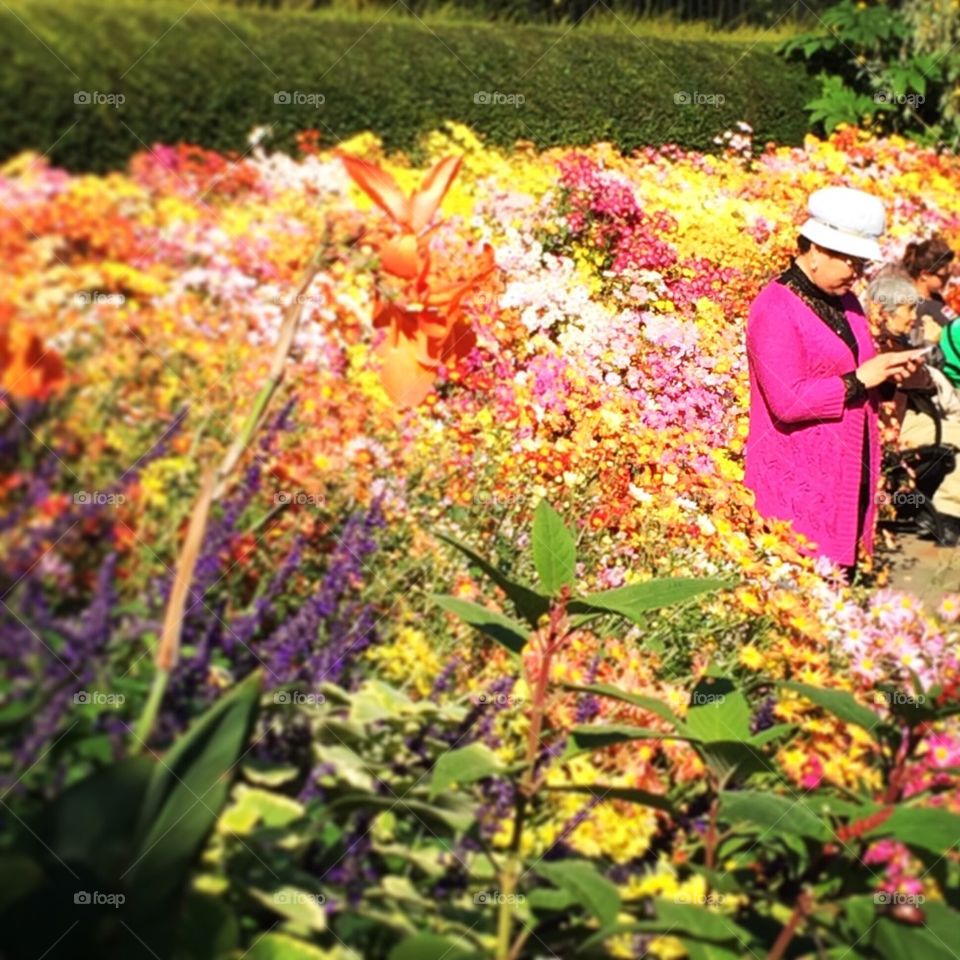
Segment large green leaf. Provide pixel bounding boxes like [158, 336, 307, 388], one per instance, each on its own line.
[536, 859, 620, 927]
[562, 723, 681, 760]
[389, 932, 484, 960]
[568, 577, 731, 624]
[871, 906, 960, 960]
[531, 499, 576, 593]
[245, 932, 347, 959]
[429, 594, 529, 654]
[866, 806, 960, 855]
[435, 532, 550, 627]
[34, 753, 155, 870]
[128, 670, 262, 908]
[682, 676, 751, 743]
[582, 900, 757, 951]
[719, 790, 832, 842]
[778, 681, 885, 739]
[561, 682, 680, 726]
[429, 743, 504, 798]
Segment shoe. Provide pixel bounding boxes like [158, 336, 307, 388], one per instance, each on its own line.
[917, 513, 960, 547]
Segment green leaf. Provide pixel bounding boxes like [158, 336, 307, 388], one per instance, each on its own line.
[245, 932, 345, 959]
[569, 577, 731, 625]
[536, 859, 620, 927]
[389, 933, 483, 960]
[682, 676, 751, 743]
[129, 670, 262, 909]
[779, 681, 885, 739]
[436, 532, 550, 627]
[546, 783, 674, 813]
[176, 890, 240, 960]
[430, 743, 504, 798]
[871, 908, 960, 960]
[248, 885, 327, 933]
[719, 790, 832, 841]
[219, 785, 304, 835]
[531, 499, 576, 593]
[582, 900, 756, 950]
[527, 887, 580, 911]
[241, 760, 300, 787]
[349, 680, 416, 724]
[430, 594, 529, 654]
[866, 806, 960, 855]
[560, 682, 680, 726]
[562, 723, 681, 760]
[34, 753, 154, 868]
[323, 794, 475, 833]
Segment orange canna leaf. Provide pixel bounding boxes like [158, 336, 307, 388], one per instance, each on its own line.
[375, 332, 436, 407]
[338, 153, 410, 227]
[440, 319, 477, 362]
[379, 233, 424, 279]
[408, 155, 462, 234]
[0, 325, 65, 401]
[417, 309, 450, 341]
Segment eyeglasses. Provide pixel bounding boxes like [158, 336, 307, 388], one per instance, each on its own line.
[815, 243, 866, 271]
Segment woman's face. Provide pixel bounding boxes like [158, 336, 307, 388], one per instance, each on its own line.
[919, 265, 951, 295]
[812, 243, 866, 296]
[885, 302, 918, 337]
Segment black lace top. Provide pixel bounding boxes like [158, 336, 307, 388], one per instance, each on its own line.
[777, 260, 865, 402]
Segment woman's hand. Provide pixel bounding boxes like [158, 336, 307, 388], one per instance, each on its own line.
[855, 349, 927, 388]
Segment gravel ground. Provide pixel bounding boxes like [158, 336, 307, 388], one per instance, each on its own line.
[883, 531, 960, 608]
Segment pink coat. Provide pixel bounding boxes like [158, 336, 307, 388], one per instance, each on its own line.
[744, 279, 881, 568]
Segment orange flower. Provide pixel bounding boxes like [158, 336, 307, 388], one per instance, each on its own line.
[339, 152, 497, 407]
[0, 319, 65, 402]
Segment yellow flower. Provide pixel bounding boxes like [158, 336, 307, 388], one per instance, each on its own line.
[738, 644, 765, 671]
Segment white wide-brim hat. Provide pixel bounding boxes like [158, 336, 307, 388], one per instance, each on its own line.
[798, 186, 886, 261]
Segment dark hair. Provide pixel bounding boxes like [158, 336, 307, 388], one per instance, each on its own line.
[902, 235, 955, 278]
[797, 234, 812, 253]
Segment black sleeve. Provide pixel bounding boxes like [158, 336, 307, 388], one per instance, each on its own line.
[842, 371, 868, 404]
[875, 379, 897, 402]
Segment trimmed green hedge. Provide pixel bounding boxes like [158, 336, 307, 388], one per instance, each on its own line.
[0, 1, 818, 171]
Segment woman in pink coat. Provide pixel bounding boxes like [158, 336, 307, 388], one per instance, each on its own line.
[744, 187, 926, 579]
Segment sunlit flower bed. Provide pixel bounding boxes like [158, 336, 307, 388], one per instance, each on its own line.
[3, 121, 960, 956]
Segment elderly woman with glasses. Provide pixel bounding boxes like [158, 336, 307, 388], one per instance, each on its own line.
[867, 270, 960, 545]
[744, 187, 926, 580]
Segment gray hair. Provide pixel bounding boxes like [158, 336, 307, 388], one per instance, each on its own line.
[864, 271, 920, 312]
